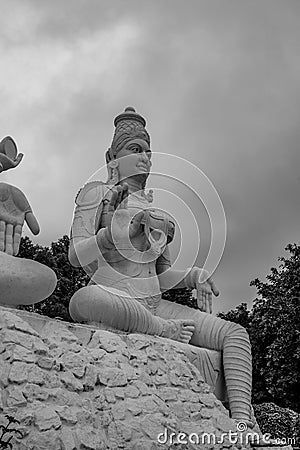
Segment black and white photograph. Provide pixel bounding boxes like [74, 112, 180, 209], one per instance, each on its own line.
[0, 1, 299, 449]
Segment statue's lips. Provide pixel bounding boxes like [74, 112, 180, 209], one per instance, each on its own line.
[136, 163, 150, 171]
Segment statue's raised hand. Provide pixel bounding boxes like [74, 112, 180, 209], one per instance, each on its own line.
[0, 136, 23, 173]
[194, 268, 219, 314]
[105, 184, 144, 246]
[0, 182, 40, 255]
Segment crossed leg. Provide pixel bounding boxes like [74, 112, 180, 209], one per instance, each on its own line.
[69, 285, 195, 344]
[69, 286, 252, 423]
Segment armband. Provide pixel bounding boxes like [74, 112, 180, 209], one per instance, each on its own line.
[75, 181, 109, 209]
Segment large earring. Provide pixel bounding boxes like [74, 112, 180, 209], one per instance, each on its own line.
[108, 160, 119, 185]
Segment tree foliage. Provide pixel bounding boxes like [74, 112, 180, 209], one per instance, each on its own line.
[162, 288, 197, 309]
[0, 415, 22, 449]
[249, 243, 300, 412]
[253, 403, 300, 445]
[218, 302, 251, 331]
[218, 244, 300, 413]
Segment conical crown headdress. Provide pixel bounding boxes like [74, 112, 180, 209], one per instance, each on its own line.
[106, 106, 150, 164]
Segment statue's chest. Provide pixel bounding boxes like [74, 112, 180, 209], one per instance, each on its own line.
[97, 196, 146, 230]
[96, 193, 175, 245]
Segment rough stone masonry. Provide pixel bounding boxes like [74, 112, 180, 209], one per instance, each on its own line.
[0, 307, 292, 450]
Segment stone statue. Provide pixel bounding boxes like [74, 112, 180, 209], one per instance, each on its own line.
[69, 107, 253, 426]
[0, 136, 57, 306]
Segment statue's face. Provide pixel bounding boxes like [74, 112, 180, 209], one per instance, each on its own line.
[116, 138, 152, 181]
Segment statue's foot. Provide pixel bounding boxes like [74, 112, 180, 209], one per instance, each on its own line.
[161, 319, 195, 344]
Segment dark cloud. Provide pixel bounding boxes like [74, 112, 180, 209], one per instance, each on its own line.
[1, 0, 299, 312]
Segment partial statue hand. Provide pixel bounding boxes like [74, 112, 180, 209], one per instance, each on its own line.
[0, 136, 23, 173]
[194, 268, 219, 314]
[105, 184, 144, 245]
[0, 182, 40, 255]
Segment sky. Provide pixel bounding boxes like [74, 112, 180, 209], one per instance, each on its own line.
[0, 0, 299, 313]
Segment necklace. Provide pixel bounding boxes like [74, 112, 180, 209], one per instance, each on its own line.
[128, 189, 153, 203]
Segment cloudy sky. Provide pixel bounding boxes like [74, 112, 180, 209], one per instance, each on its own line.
[1, 0, 299, 313]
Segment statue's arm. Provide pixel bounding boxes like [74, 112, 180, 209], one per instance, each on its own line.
[156, 248, 211, 292]
[69, 182, 113, 267]
[156, 246, 187, 292]
[156, 247, 219, 313]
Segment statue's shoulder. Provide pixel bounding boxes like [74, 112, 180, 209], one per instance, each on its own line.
[75, 181, 112, 207]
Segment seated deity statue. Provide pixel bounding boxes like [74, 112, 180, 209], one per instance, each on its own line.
[0, 136, 57, 306]
[68, 107, 253, 426]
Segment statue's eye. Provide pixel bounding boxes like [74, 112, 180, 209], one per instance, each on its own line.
[128, 145, 138, 152]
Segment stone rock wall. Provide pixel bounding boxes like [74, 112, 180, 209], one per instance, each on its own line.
[0, 306, 284, 450]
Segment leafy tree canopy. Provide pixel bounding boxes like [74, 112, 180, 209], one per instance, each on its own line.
[249, 243, 300, 412]
[162, 288, 197, 309]
[218, 244, 300, 413]
[218, 302, 251, 331]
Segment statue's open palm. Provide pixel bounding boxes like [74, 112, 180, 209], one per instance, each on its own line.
[195, 268, 219, 314]
[0, 182, 40, 255]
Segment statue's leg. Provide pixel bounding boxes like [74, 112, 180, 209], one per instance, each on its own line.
[0, 251, 57, 306]
[156, 299, 252, 424]
[69, 285, 195, 343]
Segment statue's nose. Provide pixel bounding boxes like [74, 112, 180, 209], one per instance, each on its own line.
[141, 151, 150, 162]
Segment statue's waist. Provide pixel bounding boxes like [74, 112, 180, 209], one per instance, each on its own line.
[91, 265, 161, 298]
[88, 277, 161, 314]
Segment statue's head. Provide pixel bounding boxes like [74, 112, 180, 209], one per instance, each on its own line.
[106, 107, 151, 186]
